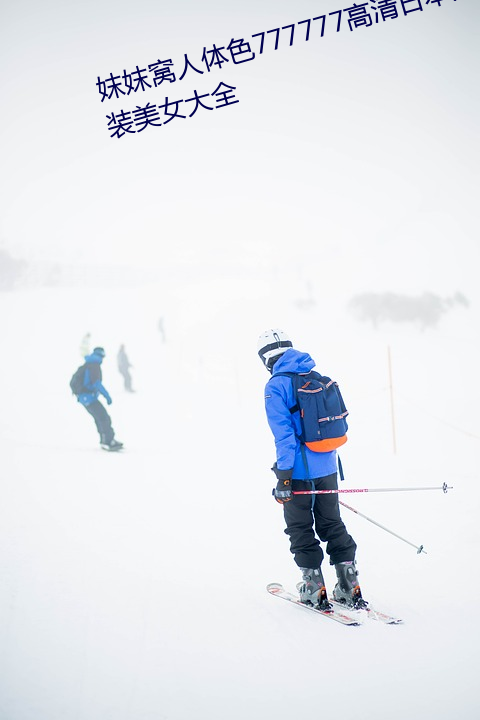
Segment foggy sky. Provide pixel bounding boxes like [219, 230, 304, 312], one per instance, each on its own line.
[1, 0, 478, 296]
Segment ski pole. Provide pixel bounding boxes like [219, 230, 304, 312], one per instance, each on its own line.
[338, 499, 427, 554]
[292, 482, 452, 496]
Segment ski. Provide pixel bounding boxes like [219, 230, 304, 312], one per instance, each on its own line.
[328, 598, 403, 625]
[267, 583, 361, 626]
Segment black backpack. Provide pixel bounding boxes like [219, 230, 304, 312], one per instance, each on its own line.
[70, 364, 87, 395]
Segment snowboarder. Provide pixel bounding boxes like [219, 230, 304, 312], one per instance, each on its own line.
[258, 328, 366, 610]
[74, 346, 123, 451]
[117, 344, 134, 392]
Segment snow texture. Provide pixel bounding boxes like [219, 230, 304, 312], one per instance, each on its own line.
[1, 279, 478, 720]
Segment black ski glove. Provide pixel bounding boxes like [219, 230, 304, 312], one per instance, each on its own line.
[271, 464, 293, 504]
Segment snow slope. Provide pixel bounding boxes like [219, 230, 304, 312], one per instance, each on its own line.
[0, 276, 479, 720]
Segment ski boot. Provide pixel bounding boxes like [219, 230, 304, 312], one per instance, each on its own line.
[333, 561, 368, 609]
[297, 568, 332, 611]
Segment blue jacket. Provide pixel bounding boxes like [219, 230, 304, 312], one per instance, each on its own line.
[77, 351, 112, 407]
[264, 348, 337, 480]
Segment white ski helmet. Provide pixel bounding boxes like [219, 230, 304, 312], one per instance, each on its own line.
[257, 329, 293, 370]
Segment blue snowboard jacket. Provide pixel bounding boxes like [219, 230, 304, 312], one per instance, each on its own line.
[77, 351, 112, 407]
[264, 348, 337, 480]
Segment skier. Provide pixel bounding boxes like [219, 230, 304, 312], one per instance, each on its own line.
[75, 346, 123, 451]
[117, 344, 134, 392]
[80, 332, 91, 358]
[258, 329, 366, 610]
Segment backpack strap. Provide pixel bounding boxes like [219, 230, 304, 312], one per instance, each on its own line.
[273, 371, 313, 415]
[299, 443, 310, 480]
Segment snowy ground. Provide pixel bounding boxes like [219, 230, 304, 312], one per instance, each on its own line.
[1, 277, 479, 720]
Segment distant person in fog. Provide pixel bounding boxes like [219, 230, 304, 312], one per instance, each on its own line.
[80, 332, 91, 358]
[158, 317, 166, 343]
[117, 344, 134, 392]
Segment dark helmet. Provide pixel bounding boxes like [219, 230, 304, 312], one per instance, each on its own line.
[93, 346, 106, 358]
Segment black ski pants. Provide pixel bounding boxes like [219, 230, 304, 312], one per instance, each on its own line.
[83, 400, 114, 444]
[283, 473, 356, 569]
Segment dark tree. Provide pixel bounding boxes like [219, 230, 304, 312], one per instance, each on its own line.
[348, 291, 469, 330]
